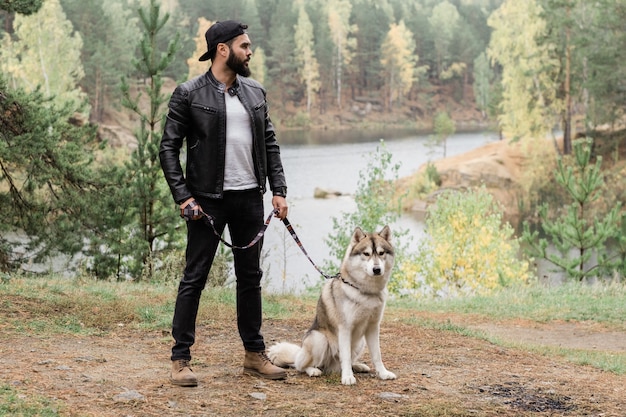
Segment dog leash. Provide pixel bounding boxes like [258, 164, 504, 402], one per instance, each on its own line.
[200, 209, 276, 250]
[200, 208, 339, 280]
[280, 216, 339, 280]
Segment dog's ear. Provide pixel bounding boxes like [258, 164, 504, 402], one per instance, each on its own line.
[379, 225, 391, 242]
[352, 227, 367, 243]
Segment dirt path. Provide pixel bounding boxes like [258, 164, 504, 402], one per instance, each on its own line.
[420, 312, 626, 353]
[470, 320, 626, 352]
[1, 314, 625, 417]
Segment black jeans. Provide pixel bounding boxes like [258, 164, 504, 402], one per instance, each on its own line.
[171, 189, 266, 361]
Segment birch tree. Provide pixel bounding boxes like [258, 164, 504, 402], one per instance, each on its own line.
[248, 46, 267, 85]
[380, 20, 417, 109]
[188, 17, 213, 79]
[487, 0, 561, 141]
[327, 0, 356, 108]
[0, 0, 85, 111]
[294, 2, 320, 113]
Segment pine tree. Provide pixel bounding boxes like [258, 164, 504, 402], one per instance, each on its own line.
[522, 139, 621, 281]
[120, 0, 181, 279]
[432, 111, 456, 158]
[265, 1, 298, 105]
[538, 0, 581, 155]
[572, 0, 626, 129]
[306, 0, 335, 114]
[472, 52, 492, 119]
[61, 0, 140, 122]
[351, 0, 392, 95]
[428, 1, 460, 81]
[0, 74, 109, 272]
[0, 0, 41, 15]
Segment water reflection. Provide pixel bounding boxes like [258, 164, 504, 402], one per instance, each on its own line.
[279, 127, 431, 145]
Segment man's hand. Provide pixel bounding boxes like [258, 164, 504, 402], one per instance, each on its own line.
[272, 196, 288, 220]
[180, 198, 203, 221]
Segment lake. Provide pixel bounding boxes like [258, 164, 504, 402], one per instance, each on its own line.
[260, 129, 499, 293]
[15, 128, 497, 290]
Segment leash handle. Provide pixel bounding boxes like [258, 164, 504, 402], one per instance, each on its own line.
[201, 209, 277, 250]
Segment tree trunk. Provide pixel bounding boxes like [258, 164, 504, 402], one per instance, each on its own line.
[336, 42, 342, 109]
[563, 10, 573, 155]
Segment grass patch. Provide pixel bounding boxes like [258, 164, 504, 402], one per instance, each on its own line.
[0, 275, 175, 334]
[2, 274, 625, 375]
[397, 282, 626, 375]
[400, 401, 477, 417]
[263, 292, 315, 318]
[392, 281, 626, 329]
[533, 345, 626, 374]
[0, 384, 64, 416]
[0, 274, 316, 336]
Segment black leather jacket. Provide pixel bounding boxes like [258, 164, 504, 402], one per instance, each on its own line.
[159, 69, 287, 204]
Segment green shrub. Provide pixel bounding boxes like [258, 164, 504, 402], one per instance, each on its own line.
[325, 141, 411, 283]
[395, 187, 530, 297]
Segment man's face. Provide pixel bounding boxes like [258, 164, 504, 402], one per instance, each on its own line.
[226, 34, 252, 77]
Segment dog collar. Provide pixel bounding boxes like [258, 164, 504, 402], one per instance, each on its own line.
[338, 275, 360, 291]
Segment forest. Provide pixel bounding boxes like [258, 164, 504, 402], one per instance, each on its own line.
[1, 0, 625, 285]
[3, 0, 626, 140]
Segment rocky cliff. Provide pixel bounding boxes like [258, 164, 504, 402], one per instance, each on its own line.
[404, 138, 559, 225]
[404, 130, 626, 228]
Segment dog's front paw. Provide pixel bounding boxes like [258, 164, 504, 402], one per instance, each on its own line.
[341, 373, 357, 385]
[305, 367, 322, 377]
[378, 370, 397, 380]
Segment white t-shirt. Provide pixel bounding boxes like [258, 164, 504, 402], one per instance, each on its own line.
[223, 92, 257, 191]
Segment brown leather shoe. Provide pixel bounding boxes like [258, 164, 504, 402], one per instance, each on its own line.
[243, 351, 287, 380]
[170, 359, 198, 387]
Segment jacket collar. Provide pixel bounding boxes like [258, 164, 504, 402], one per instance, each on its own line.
[207, 68, 240, 94]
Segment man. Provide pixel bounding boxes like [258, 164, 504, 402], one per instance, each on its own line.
[159, 20, 288, 387]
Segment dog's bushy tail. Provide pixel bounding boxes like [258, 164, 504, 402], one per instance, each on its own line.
[267, 342, 300, 368]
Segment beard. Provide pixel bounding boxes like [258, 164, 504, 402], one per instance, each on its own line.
[227, 52, 251, 77]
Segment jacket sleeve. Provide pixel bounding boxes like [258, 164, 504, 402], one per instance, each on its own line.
[263, 98, 287, 197]
[159, 85, 193, 204]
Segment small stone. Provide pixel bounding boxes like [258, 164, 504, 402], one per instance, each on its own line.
[378, 392, 407, 402]
[113, 390, 145, 403]
[250, 392, 267, 401]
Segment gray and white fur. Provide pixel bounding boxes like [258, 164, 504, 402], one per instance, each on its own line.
[268, 226, 397, 385]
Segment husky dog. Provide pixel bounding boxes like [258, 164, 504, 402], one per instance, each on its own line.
[268, 226, 397, 385]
